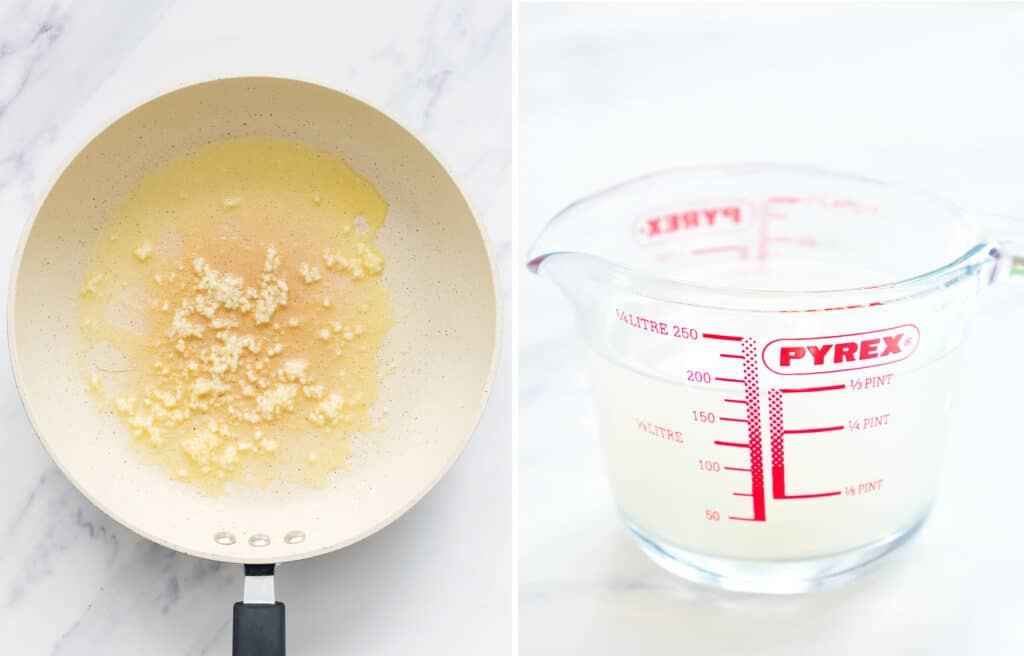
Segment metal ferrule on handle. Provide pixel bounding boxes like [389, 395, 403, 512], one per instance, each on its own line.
[233, 564, 285, 656]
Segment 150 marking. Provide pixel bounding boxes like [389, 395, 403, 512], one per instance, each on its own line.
[692, 410, 716, 423]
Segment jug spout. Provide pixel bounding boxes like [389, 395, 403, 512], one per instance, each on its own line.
[526, 193, 628, 300]
[527, 250, 617, 316]
[525, 253, 548, 276]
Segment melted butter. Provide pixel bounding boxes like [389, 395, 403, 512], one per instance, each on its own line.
[77, 137, 393, 494]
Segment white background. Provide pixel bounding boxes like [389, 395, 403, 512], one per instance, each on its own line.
[0, 1, 515, 654]
[520, 3, 1024, 654]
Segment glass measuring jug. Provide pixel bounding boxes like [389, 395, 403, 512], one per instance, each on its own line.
[527, 165, 1024, 594]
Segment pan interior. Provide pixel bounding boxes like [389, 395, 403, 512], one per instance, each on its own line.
[10, 77, 500, 563]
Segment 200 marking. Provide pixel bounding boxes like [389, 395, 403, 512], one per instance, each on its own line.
[687, 370, 712, 384]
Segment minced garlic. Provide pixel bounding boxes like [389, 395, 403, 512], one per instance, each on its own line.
[298, 262, 321, 284]
[80, 273, 104, 296]
[76, 136, 394, 494]
[134, 242, 153, 262]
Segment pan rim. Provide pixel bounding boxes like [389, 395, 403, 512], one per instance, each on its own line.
[7, 72, 504, 564]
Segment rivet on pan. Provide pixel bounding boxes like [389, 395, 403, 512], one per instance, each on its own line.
[213, 531, 236, 546]
[249, 534, 271, 547]
[283, 530, 306, 545]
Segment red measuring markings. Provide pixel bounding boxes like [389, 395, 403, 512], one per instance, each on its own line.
[779, 384, 845, 393]
[768, 386, 845, 500]
[703, 335, 869, 521]
[711, 336, 767, 522]
[737, 338, 766, 520]
[784, 425, 843, 434]
[690, 245, 750, 260]
[767, 195, 880, 214]
[703, 333, 744, 342]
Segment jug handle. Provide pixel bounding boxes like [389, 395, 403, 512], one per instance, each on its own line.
[972, 212, 1024, 282]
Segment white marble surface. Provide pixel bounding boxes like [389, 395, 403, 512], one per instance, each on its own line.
[520, 4, 1024, 654]
[0, 1, 514, 653]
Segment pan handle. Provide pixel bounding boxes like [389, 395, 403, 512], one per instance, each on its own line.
[233, 563, 286, 656]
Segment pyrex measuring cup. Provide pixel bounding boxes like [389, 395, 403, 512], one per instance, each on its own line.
[528, 165, 1024, 594]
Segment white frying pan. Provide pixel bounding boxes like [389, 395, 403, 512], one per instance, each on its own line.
[8, 76, 501, 655]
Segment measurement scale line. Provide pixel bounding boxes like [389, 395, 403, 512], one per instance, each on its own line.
[692, 245, 749, 258]
[780, 384, 846, 394]
[728, 516, 760, 522]
[783, 426, 844, 435]
[757, 199, 769, 261]
[715, 377, 744, 383]
[732, 492, 753, 497]
[703, 333, 743, 342]
[719, 417, 748, 423]
[723, 398, 747, 404]
[770, 389, 844, 501]
[720, 353, 744, 359]
[741, 337, 767, 522]
[723, 466, 750, 472]
[714, 440, 749, 448]
[775, 491, 842, 500]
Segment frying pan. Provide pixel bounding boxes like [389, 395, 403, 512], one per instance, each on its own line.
[8, 76, 501, 655]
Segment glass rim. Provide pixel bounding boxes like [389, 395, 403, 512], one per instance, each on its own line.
[527, 163, 1000, 312]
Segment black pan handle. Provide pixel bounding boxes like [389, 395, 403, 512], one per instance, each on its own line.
[233, 564, 285, 656]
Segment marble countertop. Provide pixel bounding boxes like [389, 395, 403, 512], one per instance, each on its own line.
[0, 1, 514, 654]
[520, 4, 1024, 654]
